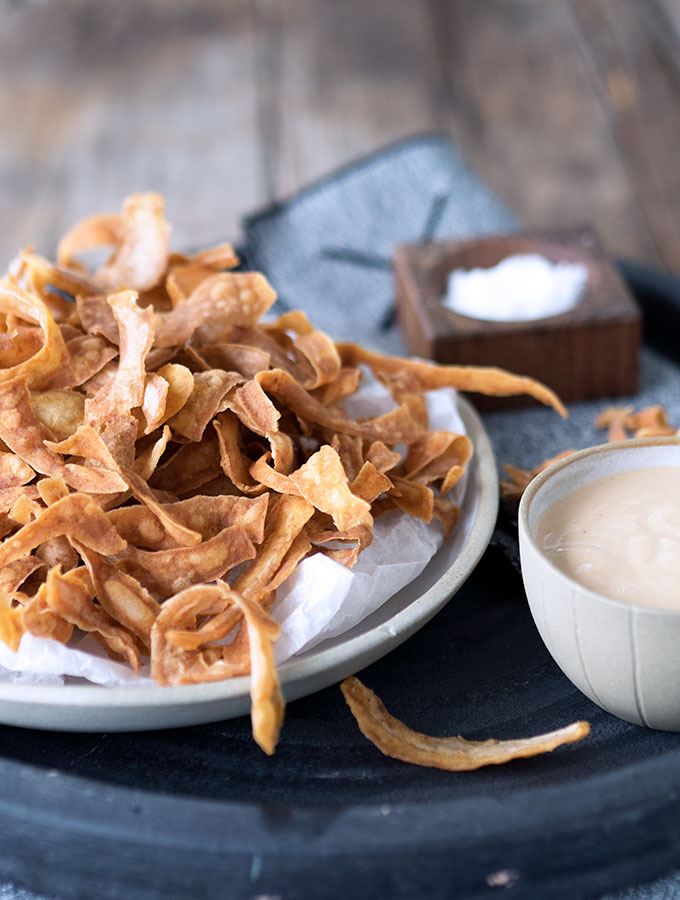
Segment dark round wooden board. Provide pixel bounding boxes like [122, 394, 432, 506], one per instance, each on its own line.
[0, 547, 678, 900]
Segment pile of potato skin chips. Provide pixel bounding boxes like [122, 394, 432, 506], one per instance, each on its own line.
[0, 194, 566, 754]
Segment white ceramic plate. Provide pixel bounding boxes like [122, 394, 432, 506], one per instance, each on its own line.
[0, 396, 498, 731]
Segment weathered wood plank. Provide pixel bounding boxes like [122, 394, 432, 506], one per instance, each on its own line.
[258, 0, 442, 201]
[428, 0, 660, 266]
[0, 0, 262, 264]
[570, 0, 680, 271]
[0, 0, 678, 275]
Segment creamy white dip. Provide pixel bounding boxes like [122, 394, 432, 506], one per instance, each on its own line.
[537, 467, 680, 610]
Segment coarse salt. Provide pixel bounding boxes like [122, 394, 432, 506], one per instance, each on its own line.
[443, 253, 588, 322]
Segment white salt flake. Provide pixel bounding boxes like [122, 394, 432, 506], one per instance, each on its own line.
[443, 252, 588, 322]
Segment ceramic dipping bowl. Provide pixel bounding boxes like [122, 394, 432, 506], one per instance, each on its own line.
[519, 437, 680, 731]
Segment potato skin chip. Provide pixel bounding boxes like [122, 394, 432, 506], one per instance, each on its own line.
[151, 580, 283, 753]
[44, 566, 142, 672]
[0, 453, 34, 490]
[0, 590, 25, 651]
[337, 343, 567, 417]
[0, 281, 68, 388]
[42, 335, 117, 391]
[56, 212, 125, 269]
[0, 493, 127, 569]
[30, 389, 85, 442]
[289, 446, 371, 532]
[119, 525, 256, 598]
[341, 677, 590, 771]
[91, 194, 169, 293]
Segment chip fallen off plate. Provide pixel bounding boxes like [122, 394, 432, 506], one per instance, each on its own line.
[0, 193, 567, 753]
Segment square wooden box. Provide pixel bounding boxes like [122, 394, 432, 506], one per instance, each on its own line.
[395, 229, 641, 410]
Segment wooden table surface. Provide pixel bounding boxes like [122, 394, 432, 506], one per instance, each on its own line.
[1, 0, 680, 273]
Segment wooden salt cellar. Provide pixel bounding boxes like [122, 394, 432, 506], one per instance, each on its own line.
[395, 229, 641, 410]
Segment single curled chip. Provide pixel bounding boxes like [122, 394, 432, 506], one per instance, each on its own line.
[341, 677, 590, 771]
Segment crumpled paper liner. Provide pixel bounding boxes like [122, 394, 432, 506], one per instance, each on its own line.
[0, 384, 471, 688]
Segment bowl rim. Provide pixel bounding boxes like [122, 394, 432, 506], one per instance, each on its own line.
[518, 435, 680, 617]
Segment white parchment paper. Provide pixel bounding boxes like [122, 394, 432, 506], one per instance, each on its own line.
[0, 383, 471, 687]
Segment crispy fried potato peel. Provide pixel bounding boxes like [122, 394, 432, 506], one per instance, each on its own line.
[341, 677, 590, 771]
[502, 404, 678, 500]
[0, 193, 566, 753]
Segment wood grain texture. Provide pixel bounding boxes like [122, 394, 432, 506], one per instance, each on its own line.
[0, 0, 679, 273]
[395, 231, 641, 408]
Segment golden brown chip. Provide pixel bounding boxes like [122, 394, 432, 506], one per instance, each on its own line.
[0, 280, 68, 388]
[166, 249, 239, 303]
[140, 373, 168, 435]
[171, 495, 314, 652]
[81, 359, 118, 394]
[0, 452, 34, 490]
[36, 475, 69, 506]
[44, 566, 142, 672]
[155, 363, 194, 421]
[9, 492, 39, 526]
[330, 433, 364, 482]
[86, 290, 155, 420]
[30, 389, 85, 442]
[350, 462, 392, 504]
[56, 212, 125, 269]
[337, 344, 567, 417]
[228, 380, 294, 473]
[78, 548, 158, 648]
[365, 441, 401, 474]
[0, 378, 126, 493]
[289, 445, 372, 532]
[63, 194, 170, 293]
[119, 525, 256, 598]
[47, 423, 201, 547]
[213, 413, 266, 495]
[0, 589, 24, 651]
[133, 425, 171, 481]
[151, 431, 224, 495]
[256, 369, 420, 444]
[0, 493, 127, 570]
[341, 677, 590, 771]
[0, 326, 44, 369]
[228, 585, 284, 755]
[388, 476, 434, 522]
[274, 310, 341, 389]
[151, 583, 248, 683]
[0, 557, 44, 595]
[188, 343, 270, 379]
[168, 242, 239, 273]
[595, 404, 677, 441]
[232, 325, 314, 384]
[500, 450, 575, 500]
[75, 296, 119, 344]
[21, 583, 73, 645]
[151, 579, 283, 753]
[153, 272, 278, 347]
[168, 370, 242, 442]
[20, 251, 99, 308]
[378, 369, 428, 430]
[107, 493, 268, 551]
[42, 335, 118, 390]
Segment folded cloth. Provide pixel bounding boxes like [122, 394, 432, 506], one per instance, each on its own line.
[242, 133, 515, 355]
